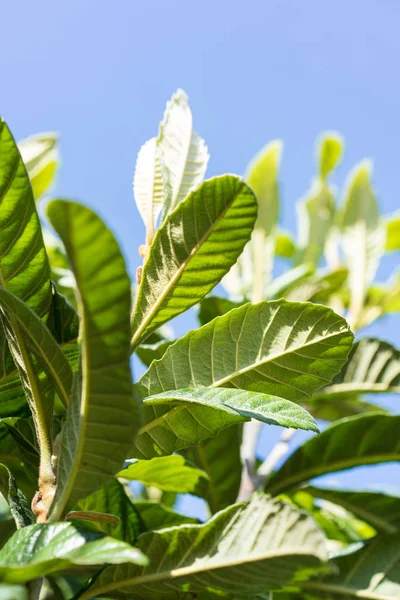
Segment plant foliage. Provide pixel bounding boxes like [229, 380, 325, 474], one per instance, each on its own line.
[0, 90, 399, 599]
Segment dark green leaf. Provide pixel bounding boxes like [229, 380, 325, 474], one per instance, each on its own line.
[46, 200, 138, 520]
[265, 413, 400, 496]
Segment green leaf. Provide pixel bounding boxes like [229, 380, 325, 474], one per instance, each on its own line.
[275, 230, 296, 259]
[0, 423, 37, 499]
[0, 464, 34, 529]
[135, 301, 351, 458]
[265, 413, 400, 496]
[302, 396, 386, 422]
[197, 296, 243, 326]
[136, 338, 174, 368]
[118, 455, 209, 497]
[314, 338, 400, 400]
[385, 212, 400, 252]
[316, 131, 343, 181]
[295, 181, 335, 267]
[133, 137, 165, 244]
[245, 140, 282, 297]
[186, 424, 242, 513]
[46, 200, 138, 520]
[133, 500, 200, 530]
[305, 486, 400, 534]
[157, 88, 209, 216]
[340, 160, 386, 327]
[137, 299, 352, 400]
[82, 495, 329, 599]
[137, 387, 318, 459]
[0, 287, 73, 408]
[0, 584, 27, 600]
[131, 175, 257, 348]
[18, 132, 58, 200]
[73, 479, 143, 544]
[0, 119, 53, 470]
[0, 522, 147, 584]
[301, 533, 400, 599]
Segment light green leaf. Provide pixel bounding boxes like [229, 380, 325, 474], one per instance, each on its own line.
[275, 230, 296, 259]
[186, 424, 242, 513]
[316, 131, 343, 181]
[136, 387, 318, 459]
[295, 180, 335, 267]
[82, 495, 329, 599]
[340, 160, 386, 327]
[301, 533, 400, 599]
[305, 486, 400, 534]
[18, 132, 58, 200]
[245, 140, 282, 297]
[46, 200, 138, 520]
[131, 175, 257, 348]
[385, 211, 400, 252]
[133, 500, 199, 530]
[0, 584, 27, 600]
[314, 338, 400, 400]
[136, 338, 174, 368]
[0, 522, 147, 584]
[137, 300, 352, 400]
[133, 137, 165, 244]
[73, 479, 143, 543]
[157, 88, 209, 216]
[135, 301, 351, 458]
[265, 413, 400, 496]
[118, 455, 209, 497]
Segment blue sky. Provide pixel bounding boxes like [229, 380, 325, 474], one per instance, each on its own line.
[1, 1, 399, 517]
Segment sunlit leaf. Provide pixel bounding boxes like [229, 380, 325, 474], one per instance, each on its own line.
[82, 495, 329, 599]
[131, 175, 257, 348]
[18, 132, 58, 200]
[265, 413, 400, 496]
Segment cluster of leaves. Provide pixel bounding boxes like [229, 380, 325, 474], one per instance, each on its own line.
[0, 88, 399, 600]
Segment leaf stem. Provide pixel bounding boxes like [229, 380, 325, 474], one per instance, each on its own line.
[256, 427, 296, 488]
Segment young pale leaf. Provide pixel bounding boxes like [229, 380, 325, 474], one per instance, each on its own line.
[158, 88, 209, 216]
[314, 337, 400, 400]
[118, 455, 209, 497]
[222, 141, 282, 301]
[131, 175, 257, 348]
[186, 424, 242, 513]
[341, 160, 386, 327]
[385, 212, 400, 252]
[295, 180, 335, 267]
[305, 486, 400, 534]
[301, 533, 400, 599]
[133, 137, 165, 244]
[82, 495, 329, 599]
[18, 131, 58, 200]
[0, 522, 147, 584]
[0, 585, 27, 600]
[136, 387, 318, 459]
[316, 131, 343, 181]
[46, 200, 138, 520]
[74, 479, 143, 543]
[265, 413, 400, 496]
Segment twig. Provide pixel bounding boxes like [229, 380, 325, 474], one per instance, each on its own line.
[236, 420, 262, 502]
[256, 427, 296, 488]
